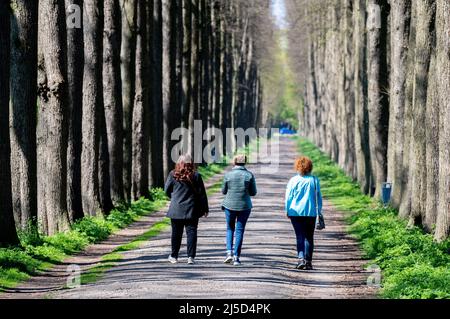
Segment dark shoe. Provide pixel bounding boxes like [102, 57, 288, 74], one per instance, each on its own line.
[305, 262, 313, 270]
[296, 259, 306, 270]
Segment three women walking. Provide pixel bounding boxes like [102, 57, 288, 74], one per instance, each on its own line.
[164, 153, 323, 270]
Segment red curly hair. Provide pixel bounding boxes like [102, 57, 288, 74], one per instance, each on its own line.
[295, 156, 313, 176]
[173, 154, 196, 182]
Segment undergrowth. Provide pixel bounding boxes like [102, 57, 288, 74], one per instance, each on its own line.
[296, 136, 450, 299]
[0, 188, 167, 291]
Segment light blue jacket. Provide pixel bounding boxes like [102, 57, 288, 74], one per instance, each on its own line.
[285, 174, 323, 217]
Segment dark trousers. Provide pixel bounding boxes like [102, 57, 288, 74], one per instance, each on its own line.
[290, 216, 316, 262]
[171, 218, 199, 259]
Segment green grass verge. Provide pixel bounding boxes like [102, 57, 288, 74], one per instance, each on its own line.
[80, 218, 171, 285]
[0, 188, 168, 291]
[296, 136, 450, 299]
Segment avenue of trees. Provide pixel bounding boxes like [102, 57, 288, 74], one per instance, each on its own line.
[0, 0, 273, 245]
[287, 0, 449, 241]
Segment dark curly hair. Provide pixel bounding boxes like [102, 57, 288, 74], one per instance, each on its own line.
[295, 156, 313, 176]
[173, 154, 196, 182]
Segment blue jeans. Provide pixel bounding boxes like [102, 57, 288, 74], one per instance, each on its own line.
[225, 209, 251, 257]
[290, 216, 316, 262]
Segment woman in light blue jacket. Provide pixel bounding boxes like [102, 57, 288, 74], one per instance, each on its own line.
[285, 156, 323, 270]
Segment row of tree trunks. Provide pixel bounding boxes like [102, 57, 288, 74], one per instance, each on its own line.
[0, 0, 267, 244]
[295, 0, 449, 241]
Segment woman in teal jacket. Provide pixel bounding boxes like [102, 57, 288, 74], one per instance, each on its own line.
[285, 156, 323, 270]
[221, 154, 257, 266]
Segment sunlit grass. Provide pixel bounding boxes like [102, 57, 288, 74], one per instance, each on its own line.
[79, 218, 171, 285]
[0, 188, 168, 292]
[296, 136, 450, 299]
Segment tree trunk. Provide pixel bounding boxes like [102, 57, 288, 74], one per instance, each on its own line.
[366, 0, 390, 198]
[387, 0, 411, 208]
[212, 1, 221, 130]
[434, 0, 449, 241]
[398, 3, 417, 220]
[82, 0, 103, 216]
[353, 0, 372, 194]
[98, 86, 114, 214]
[0, 2, 19, 246]
[121, 0, 137, 202]
[175, 0, 183, 133]
[10, 0, 39, 229]
[181, 0, 192, 136]
[189, 0, 200, 159]
[409, 0, 435, 227]
[37, 0, 71, 235]
[66, 0, 84, 222]
[162, 0, 177, 178]
[104, 0, 124, 204]
[150, 0, 165, 187]
[132, 0, 150, 200]
[424, 54, 439, 232]
[200, 0, 211, 134]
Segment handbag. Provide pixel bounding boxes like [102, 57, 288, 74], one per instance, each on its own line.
[314, 177, 325, 230]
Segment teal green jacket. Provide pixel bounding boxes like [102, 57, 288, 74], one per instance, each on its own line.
[221, 166, 257, 211]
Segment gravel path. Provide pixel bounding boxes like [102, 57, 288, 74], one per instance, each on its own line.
[2, 137, 377, 299]
[47, 137, 376, 299]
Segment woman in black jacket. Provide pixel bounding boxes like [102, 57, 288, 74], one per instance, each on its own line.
[164, 155, 209, 265]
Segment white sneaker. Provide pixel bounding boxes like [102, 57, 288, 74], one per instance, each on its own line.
[233, 257, 241, 266]
[187, 257, 195, 264]
[168, 255, 178, 264]
[224, 254, 234, 264]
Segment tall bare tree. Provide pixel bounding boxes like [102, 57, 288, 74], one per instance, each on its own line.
[81, 0, 104, 216]
[66, 0, 84, 222]
[387, 0, 412, 208]
[121, 0, 137, 201]
[37, 0, 71, 235]
[366, 0, 390, 198]
[162, 0, 177, 177]
[104, 0, 124, 204]
[150, 0, 165, 187]
[0, 1, 20, 246]
[131, 0, 150, 200]
[409, 0, 435, 226]
[435, 0, 450, 241]
[10, 0, 39, 229]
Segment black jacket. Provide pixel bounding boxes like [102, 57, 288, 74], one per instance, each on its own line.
[164, 171, 209, 220]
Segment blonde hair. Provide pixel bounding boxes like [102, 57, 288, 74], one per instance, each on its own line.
[233, 154, 247, 166]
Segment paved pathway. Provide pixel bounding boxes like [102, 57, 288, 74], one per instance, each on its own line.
[50, 137, 376, 299]
[2, 137, 377, 299]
